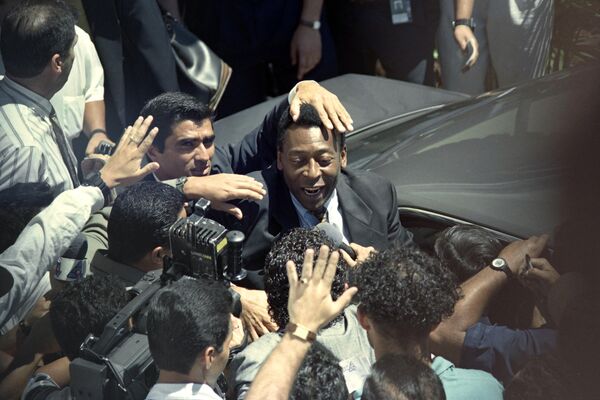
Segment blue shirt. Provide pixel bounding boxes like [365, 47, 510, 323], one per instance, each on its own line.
[461, 317, 558, 384]
[432, 355, 504, 400]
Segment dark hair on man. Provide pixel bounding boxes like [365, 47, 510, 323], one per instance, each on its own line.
[49, 275, 128, 360]
[108, 182, 185, 265]
[434, 224, 503, 283]
[147, 278, 233, 374]
[264, 228, 347, 328]
[1, 0, 76, 78]
[0, 182, 56, 252]
[354, 245, 460, 340]
[139, 92, 213, 152]
[362, 353, 446, 400]
[290, 343, 349, 400]
[277, 103, 345, 151]
[504, 354, 568, 400]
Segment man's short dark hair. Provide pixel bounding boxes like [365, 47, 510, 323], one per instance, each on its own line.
[362, 353, 446, 400]
[0, 182, 56, 252]
[434, 224, 503, 283]
[139, 92, 213, 152]
[147, 278, 233, 374]
[264, 228, 347, 328]
[49, 275, 128, 360]
[1, 0, 76, 78]
[354, 245, 460, 340]
[290, 343, 349, 400]
[108, 182, 185, 265]
[277, 104, 344, 151]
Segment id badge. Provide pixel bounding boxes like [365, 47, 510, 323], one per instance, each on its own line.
[389, 0, 412, 25]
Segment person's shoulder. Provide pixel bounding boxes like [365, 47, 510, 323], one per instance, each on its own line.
[433, 356, 504, 399]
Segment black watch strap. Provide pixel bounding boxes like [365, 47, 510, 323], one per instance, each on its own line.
[452, 18, 476, 32]
[82, 172, 114, 207]
[490, 258, 513, 280]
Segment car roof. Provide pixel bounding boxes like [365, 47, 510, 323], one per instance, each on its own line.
[214, 74, 469, 146]
[360, 64, 600, 238]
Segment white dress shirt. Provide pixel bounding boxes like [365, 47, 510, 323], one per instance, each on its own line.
[146, 383, 223, 400]
[290, 189, 349, 244]
[0, 186, 104, 334]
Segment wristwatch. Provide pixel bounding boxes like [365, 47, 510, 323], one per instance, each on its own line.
[82, 171, 115, 207]
[286, 322, 317, 342]
[452, 18, 476, 32]
[490, 257, 513, 279]
[299, 19, 321, 30]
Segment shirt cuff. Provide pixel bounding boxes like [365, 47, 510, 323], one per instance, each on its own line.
[76, 185, 105, 213]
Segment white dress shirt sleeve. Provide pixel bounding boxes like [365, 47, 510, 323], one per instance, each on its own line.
[0, 186, 104, 333]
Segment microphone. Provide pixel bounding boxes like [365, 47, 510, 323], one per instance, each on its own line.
[314, 222, 357, 260]
[54, 233, 88, 282]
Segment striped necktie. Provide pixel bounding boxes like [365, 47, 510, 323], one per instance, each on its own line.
[49, 109, 80, 187]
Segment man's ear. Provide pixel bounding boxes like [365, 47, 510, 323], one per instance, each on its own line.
[149, 246, 168, 269]
[147, 145, 160, 162]
[50, 53, 63, 74]
[357, 305, 371, 331]
[203, 346, 216, 369]
[340, 145, 348, 168]
[276, 150, 283, 171]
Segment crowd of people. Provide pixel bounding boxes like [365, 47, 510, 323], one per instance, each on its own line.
[0, 0, 595, 400]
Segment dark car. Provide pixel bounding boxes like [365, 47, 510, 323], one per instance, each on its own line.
[216, 64, 600, 245]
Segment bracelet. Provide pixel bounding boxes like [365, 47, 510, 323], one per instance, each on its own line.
[89, 128, 107, 136]
[286, 322, 317, 343]
[175, 176, 188, 194]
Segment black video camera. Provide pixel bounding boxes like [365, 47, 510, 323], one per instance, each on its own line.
[70, 199, 246, 400]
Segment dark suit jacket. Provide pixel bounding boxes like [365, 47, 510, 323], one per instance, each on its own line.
[223, 166, 413, 289]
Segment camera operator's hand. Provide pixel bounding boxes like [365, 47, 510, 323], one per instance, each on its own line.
[231, 285, 278, 341]
[182, 174, 266, 220]
[287, 246, 358, 333]
[498, 234, 549, 276]
[99, 116, 160, 188]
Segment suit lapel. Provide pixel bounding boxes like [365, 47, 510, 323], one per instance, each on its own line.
[337, 172, 377, 245]
[267, 169, 299, 233]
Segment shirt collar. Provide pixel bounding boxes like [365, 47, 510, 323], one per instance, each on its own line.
[290, 190, 338, 227]
[1, 76, 53, 117]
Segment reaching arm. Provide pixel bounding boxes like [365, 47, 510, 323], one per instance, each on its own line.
[246, 246, 357, 400]
[430, 235, 549, 364]
[290, 0, 324, 80]
[453, 0, 479, 67]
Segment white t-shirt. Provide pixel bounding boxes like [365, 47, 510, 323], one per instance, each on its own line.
[146, 383, 223, 400]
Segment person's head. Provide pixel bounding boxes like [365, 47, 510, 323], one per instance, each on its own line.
[49, 275, 129, 360]
[362, 353, 446, 400]
[142, 92, 215, 180]
[264, 228, 348, 328]
[277, 104, 347, 212]
[107, 182, 186, 270]
[504, 354, 568, 400]
[354, 245, 459, 359]
[1, 0, 76, 96]
[0, 182, 55, 253]
[290, 343, 349, 400]
[147, 278, 233, 386]
[434, 224, 503, 283]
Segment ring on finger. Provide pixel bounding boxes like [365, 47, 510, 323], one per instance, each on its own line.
[300, 277, 309, 285]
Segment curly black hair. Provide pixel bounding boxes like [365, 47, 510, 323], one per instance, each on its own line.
[264, 228, 348, 328]
[354, 244, 460, 339]
[290, 343, 348, 400]
[50, 275, 129, 360]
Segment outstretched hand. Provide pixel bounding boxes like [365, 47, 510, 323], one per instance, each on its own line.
[286, 246, 357, 333]
[290, 81, 354, 133]
[453, 25, 479, 68]
[100, 116, 160, 188]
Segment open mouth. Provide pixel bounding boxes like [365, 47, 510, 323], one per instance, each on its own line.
[302, 186, 324, 197]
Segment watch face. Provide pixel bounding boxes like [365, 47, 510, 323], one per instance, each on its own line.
[491, 258, 506, 269]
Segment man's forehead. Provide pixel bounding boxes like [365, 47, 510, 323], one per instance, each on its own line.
[169, 118, 214, 139]
[282, 125, 335, 151]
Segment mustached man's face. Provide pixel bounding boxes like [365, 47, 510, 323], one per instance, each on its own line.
[277, 126, 347, 211]
[148, 118, 215, 180]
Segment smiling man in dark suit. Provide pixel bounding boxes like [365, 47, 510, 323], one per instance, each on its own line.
[225, 103, 413, 289]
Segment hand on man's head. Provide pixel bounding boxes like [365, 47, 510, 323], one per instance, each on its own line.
[290, 81, 354, 133]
